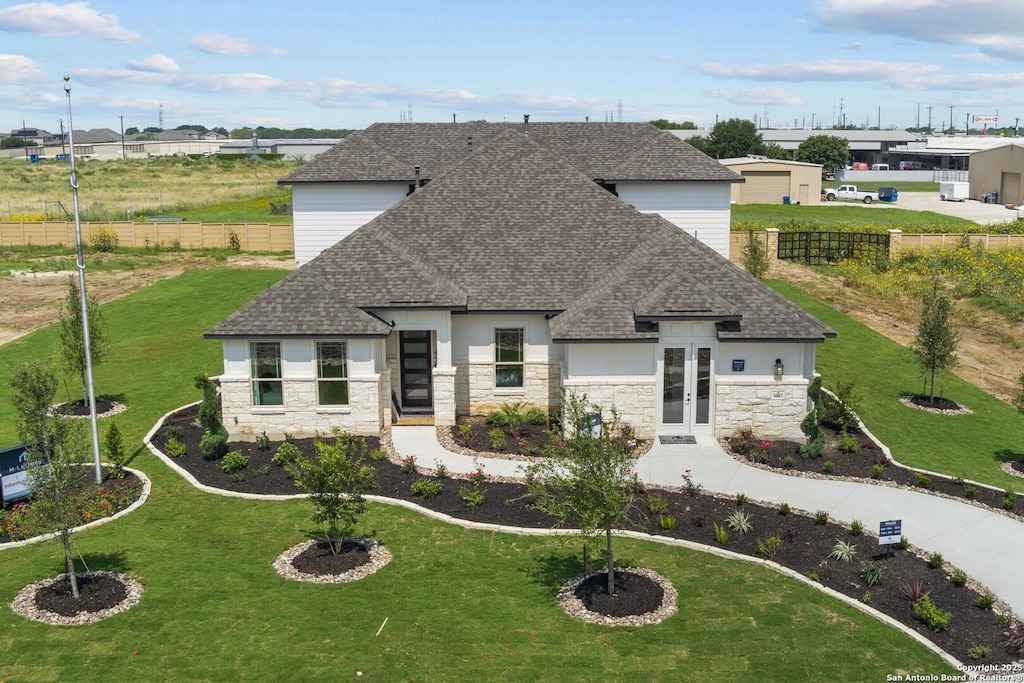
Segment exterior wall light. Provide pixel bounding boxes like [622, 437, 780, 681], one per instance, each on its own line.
[774, 358, 784, 380]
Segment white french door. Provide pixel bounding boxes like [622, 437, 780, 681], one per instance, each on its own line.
[658, 344, 713, 434]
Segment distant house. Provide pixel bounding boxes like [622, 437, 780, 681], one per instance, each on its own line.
[719, 157, 823, 205]
[207, 123, 834, 443]
[281, 122, 744, 266]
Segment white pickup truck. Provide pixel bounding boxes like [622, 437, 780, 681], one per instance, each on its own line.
[822, 185, 878, 204]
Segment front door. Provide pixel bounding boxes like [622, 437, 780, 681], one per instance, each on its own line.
[659, 345, 712, 434]
[399, 331, 433, 410]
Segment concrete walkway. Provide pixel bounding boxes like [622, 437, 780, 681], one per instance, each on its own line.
[391, 427, 1024, 616]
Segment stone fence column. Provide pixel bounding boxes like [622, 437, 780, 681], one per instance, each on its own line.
[765, 228, 780, 262]
[887, 229, 902, 261]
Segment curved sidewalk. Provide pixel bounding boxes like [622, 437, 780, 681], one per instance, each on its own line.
[392, 426, 1024, 616]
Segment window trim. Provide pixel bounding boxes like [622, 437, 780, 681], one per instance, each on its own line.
[494, 327, 525, 389]
[316, 341, 349, 406]
[250, 341, 283, 406]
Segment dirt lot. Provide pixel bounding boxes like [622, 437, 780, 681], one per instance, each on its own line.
[0, 253, 294, 347]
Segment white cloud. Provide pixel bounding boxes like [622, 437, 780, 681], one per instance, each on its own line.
[842, 42, 862, 50]
[0, 2, 141, 44]
[74, 67, 289, 94]
[696, 59, 942, 82]
[188, 32, 284, 56]
[0, 54, 47, 83]
[811, 0, 1024, 61]
[708, 87, 804, 107]
[953, 52, 992, 62]
[909, 71, 1024, 91]
[127, 54, 180, 74]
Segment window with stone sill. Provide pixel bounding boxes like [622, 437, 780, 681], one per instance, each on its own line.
[317, 341, 349, 405]
[251, 341, 283, 406]
[495, 328, 524, 388]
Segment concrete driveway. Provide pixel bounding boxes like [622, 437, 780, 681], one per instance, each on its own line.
[824, 191, 1020, 225]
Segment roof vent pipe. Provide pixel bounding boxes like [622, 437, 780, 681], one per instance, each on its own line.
[467, 136, 473, 153]
[523, 114, 530, 137]
[413, 165, 421, 190]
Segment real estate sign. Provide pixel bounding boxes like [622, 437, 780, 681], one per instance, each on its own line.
[879, 519, 902, 545]
[1, 443, 34, 502]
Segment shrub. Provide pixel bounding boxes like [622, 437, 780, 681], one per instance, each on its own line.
[783, 456, 795, 469]
[712, 521, 729, 545]
[200, 428, 228, 460]
[658, 515, 676, 530]
[89, 227, 119, 252]
[777, 502, 791, 516]
[805, 571, 820, 583]
[165, 435, 187, 458]
[915, 473, 931, 488]
[838, 428, 859, 454]
[912, 595, 951, 632]
[466, 460, 488, 487]
[822, 460, 834, 474]
[896, 535, 910, 550]
[849, 519, 863, 535]
[952, 568, 967, 587]
[220, 451, 249, 473]
[966, 645, 990, 661]
[104, 421, 126, 478]
[488, 428, 507, 451]
[433, 461, 449, 479]
[410, 478, 443, 499]
[757, 535, 783, 559]
[861, 592, 872, 604]
[646, 493, 669, 515]
[726, 509, 752, 533]
[997, 612, 1013, 628]
[254, 464, 272, 476]
[681, 469, 702, 497]
[813, 510, 829, 525]
[927, 552, 944, 569]
[1003, 491, 1017, 510]
[227, 228, 241, 251]
[964, 485, 976, 499]
[255, 431, 270, 451]
[272, 442, 301, 466]
[457, 423, 474, 448]
[798, 435, 825, 459]
[161, 424, 183, 440]
[860, 561, 883, 587]
[734, 492, 747, 507]
[900, 580, 929, 602]
[829, 539, 857, 562]
[1007, 620, 1024, 657]
[524, 406, 548, 425]
[870, 463, 885, 480]
[976, 592, 995, 610]
[370, 448, 387, 462]
[741, 227, 769, 280]
[830, 377, 863, 430]
[400, 455, 417, 474]
[485, 409, 510, 427]
[458, 485, 484, 508]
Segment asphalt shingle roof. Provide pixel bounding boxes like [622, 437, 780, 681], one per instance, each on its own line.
[210, 127, 833, 343]
[280, 122, 742, 185]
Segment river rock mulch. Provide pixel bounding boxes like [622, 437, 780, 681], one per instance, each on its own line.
[152, 404, 1022, 662]
[10, 571, 144, 626]
[273, 538, 392, 584]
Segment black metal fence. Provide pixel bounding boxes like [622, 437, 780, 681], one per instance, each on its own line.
[777, 231, 889, 265]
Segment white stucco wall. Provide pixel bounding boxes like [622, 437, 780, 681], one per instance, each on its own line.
[292, 182, 408, 265]
[616, 181, 733, 258]
[563, 343, 658, 438]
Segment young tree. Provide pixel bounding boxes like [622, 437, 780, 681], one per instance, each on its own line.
[286, 434, 378, 554]
[9, 361, 89, 599]
[795, 135, 850, 177]
[912, 287, 960, 403]
[524, 393, 641, 595]
[57, 277, 110, 404]
[741, 228, 770, 279]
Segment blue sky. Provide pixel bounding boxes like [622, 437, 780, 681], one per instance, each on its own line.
[3, 0, 1024, 134]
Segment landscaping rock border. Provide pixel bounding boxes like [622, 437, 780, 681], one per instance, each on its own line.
[898, 395, 973, 416]
[557, 567, 677, 627]
[10, 571, 144, 626]
[272, 538, 392, 584]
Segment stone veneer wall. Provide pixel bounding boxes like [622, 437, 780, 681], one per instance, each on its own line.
[454, 362, 561, 415]
[432, 369, 456, 426]
[220, 376, 385, 439]
[562, 380, 657, 439]
[715, 378, 809, 441]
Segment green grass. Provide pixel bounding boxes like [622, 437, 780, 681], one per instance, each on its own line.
[0, 269, 957, 680]
[180, 188, 293, 224]
[732, 203, 979, 232]
[769, 279, 1024, 491]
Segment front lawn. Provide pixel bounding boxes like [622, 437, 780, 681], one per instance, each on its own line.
[0, 269, 962, 680]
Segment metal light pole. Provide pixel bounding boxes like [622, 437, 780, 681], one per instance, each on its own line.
[119, 115, 126, 160]
[63, 75, 103, 484]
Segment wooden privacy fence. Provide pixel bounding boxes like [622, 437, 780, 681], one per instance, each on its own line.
[0, 221, 294, 252]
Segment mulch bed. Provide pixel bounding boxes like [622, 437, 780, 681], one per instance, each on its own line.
[51, 398, 118, 417]
[731, 421, 1023, 521]
[451, 415, 555, 456]
[35, 572, 127, 617]
[154, 404, 1022, 663]
[290, 539, 370, 575]
[575, 571, 663, 616]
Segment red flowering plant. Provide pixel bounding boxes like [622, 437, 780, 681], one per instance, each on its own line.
[399, 455, 417, 474]
[466, 459, 488, 486]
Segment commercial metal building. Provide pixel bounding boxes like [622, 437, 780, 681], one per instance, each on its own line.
[968, 142, 1024, 205]
[719, 157, 823, 205]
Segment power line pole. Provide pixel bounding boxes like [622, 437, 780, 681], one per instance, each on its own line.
[119, 115, 126, 159]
